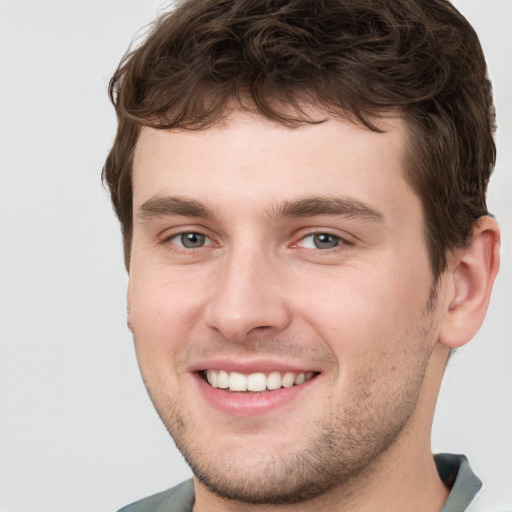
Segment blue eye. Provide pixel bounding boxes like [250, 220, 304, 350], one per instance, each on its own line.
[300, 233, 343, 249]
[174, 232, 208, 249]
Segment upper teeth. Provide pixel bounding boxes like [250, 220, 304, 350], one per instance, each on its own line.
[205, 370, 315, 392]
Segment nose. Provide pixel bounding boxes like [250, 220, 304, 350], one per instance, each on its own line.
[204, 250, 292, 343]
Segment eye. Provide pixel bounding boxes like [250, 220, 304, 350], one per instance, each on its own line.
[170, 232, 210, 249]
[298, 233, 344, 250]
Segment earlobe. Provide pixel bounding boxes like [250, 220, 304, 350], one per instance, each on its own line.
[438, 216, 500, 349]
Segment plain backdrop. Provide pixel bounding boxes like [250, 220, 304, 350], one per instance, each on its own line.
[0, 1, 510, 511]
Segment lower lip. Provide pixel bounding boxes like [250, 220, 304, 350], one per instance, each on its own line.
[194, 373, 316, 416]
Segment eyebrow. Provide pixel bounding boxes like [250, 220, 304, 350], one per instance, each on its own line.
[138, 196, 214, 220]
[268, 197, 385, 223]
[137, 194, 385, 224]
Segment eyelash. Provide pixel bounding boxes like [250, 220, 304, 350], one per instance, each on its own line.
[161, 231, 216, 251]
[160, 229, 353, 253]
[291, 231, 353, 251]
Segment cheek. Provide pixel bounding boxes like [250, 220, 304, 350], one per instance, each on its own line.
[296, 271, 435, 416]
[296, 263, 433, 358]
[127, 270, 205, 362]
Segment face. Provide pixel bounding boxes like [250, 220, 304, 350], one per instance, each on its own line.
[128, 112, 440, 505]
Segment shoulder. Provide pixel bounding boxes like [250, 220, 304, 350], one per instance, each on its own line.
[117, 479, 195, 512]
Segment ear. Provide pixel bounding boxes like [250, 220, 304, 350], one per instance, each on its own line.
[438, 216, 500, 349]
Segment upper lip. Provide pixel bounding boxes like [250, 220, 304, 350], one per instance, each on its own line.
[188, 358, 320, 375]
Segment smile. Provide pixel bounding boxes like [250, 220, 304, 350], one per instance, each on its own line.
[203, 370, 316, 392]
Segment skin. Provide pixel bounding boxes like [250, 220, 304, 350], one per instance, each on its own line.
[127, 111, 499, 512]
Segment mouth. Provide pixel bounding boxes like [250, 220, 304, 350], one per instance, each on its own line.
[201, 369, 318, 393]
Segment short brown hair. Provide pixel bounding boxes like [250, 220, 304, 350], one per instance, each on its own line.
[103, 0, 496, 277]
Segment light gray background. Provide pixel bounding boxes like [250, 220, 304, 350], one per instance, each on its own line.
[0, 1, 510, 511]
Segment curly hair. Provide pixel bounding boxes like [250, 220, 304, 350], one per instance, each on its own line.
[103, 0, 496, 277]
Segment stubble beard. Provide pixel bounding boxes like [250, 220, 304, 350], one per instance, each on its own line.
[139, 299, 437, 506]
[171, 392, 423, 505]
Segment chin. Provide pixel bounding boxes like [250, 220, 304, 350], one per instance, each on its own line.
[163, 400, 412, 506]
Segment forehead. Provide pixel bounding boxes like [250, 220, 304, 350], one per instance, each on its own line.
[132, 112, 414, 219]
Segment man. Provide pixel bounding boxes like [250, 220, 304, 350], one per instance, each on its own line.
[103, 0, 501, 510]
